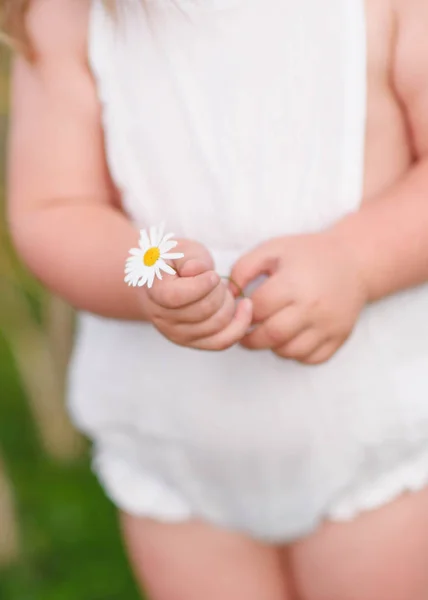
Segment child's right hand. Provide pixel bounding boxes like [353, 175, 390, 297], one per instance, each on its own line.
[144, 240, 253, 351]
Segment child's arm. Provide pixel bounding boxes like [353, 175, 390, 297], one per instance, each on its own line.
[7, 0, 149, 319]
[330, 0, 428, 302]
[8, 1, 252, 349]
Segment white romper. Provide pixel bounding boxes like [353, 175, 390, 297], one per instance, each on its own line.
[69, 0, 428, 542]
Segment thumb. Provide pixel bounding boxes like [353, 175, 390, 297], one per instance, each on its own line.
[173, 240, 215, 277]
[230, 244, 279, 294]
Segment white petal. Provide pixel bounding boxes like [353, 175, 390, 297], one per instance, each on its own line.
[125, 261, 144, 275]
[157, 259, 176, 276]
[157, 222, 165, 243]
[139, 229, 150, 250]
[159, 240, 178, 254]
[137, 273, 148, 287]
[155, 265, 163, 280]
[147, 269, 156, 289]
[162, 252, 184, 260]
[125, 255, 140, 263]
[125, 274, 138, 286]
[149, 225, 159, 247]
[161, 232, 176, 244]
[125, 261, 141, 271]
[129, 248, 142, 257]
[125, 263, 137, 272]
[125, 261, 140, 273]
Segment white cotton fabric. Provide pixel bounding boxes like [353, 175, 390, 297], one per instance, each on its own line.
[68, 0, 428, 542]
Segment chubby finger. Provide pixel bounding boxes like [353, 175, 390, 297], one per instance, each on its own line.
[241, 306, 308, 350]
[177, 290, 236, 340]
[303, 341, 339, 365]
[191, 298, 253, 351]
[274, 329, 324, 361]
[149, 270, 220, 309]
[230, 245, 279, 294]
[173, 241, 214, 274]
[179, 259, 212, 278]
[172, 280, 228, 324]
[249, 275, 293, 323]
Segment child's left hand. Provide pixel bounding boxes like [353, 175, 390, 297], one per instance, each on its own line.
[230, 231, 368, 364]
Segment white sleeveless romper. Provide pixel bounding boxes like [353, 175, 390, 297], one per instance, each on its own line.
[68, 0, 428, 542]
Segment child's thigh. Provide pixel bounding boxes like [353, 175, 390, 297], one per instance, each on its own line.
[121, 513, 293, 600]
[287, 487, 428, 600]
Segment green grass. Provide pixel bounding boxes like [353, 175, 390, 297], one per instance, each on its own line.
[0, 336, 140, 599]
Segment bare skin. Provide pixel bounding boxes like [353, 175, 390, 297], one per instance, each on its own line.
[7, 0, 428, 599]
[7, 0, 252, 349]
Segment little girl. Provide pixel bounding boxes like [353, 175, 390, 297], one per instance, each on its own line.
[5, 0, 428, 598]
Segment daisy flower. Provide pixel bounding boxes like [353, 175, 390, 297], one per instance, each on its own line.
[125, 223, 184, 288]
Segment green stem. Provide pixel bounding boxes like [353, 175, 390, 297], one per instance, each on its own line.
[221, 276, 245, 298]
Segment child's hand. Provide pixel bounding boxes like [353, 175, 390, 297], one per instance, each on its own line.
[145, 240, 253, 350]
[230, 232, 368, 364]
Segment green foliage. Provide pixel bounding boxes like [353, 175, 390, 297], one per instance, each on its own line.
[0, 339, 140, 599]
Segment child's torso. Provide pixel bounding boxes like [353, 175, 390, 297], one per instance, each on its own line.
[67, 0, 428, 541]
[89, 0, 370, 256]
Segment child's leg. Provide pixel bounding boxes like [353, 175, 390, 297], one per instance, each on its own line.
[121, 514, 295, 600]
[286, 487, 428, 600]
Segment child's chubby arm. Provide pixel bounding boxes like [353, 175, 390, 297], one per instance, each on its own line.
[231, 0, 428, 364]
[8, 0, 252, 350]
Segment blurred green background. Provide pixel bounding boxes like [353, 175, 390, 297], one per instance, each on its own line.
[0, 53, 140, 599]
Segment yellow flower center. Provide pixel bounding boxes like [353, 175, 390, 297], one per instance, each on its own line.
[143, 247, 161, 267]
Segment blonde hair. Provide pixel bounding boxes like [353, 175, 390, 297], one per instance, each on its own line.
[0, 0, 116, 58]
